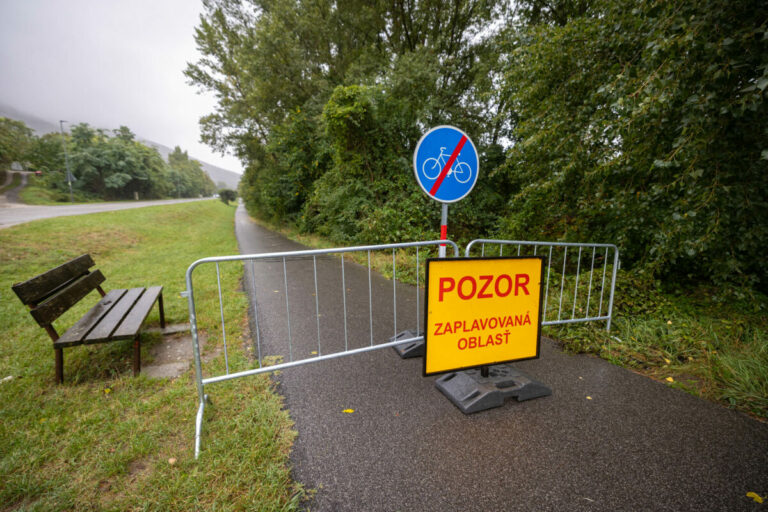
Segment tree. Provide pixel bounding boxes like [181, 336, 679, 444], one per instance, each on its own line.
[168, 146, 216, 197]
[0, 117, 33, 169]
[25, 132, 65, 188]
[219, 188, 236, 205]
[498, 0, 768, 289]
[189, 0, 768, 292]
[187, 0, 506, 238]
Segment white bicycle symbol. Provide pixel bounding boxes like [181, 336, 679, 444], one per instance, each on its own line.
[422, 147, 472, 184]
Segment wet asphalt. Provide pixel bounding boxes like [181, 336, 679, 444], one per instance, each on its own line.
[234, 205, 768, 511]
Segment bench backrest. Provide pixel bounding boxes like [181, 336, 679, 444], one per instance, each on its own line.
[11, 254, 106, 327]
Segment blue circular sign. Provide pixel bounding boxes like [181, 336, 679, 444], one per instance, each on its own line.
[413, 125, 479, 203]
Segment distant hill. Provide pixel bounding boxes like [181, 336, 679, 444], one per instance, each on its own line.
[0, 103, 241, 190]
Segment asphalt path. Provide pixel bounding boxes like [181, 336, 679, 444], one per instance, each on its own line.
[0, 177, 210, 229]
[233, 205, 768, 511]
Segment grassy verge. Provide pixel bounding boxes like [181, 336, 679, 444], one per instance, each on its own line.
[18, 176, 100, 205]
[0, 201, 301, 511]
[0, 172, 22, 195]
[548, 273, 768, 419]
[252, 214, 767, 420]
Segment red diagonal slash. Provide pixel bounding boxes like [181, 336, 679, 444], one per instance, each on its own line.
[429, 135, 468, 196]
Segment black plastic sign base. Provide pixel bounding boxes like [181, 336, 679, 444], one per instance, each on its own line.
[390, 330, 425, 359]
[435, 364, 551, 414]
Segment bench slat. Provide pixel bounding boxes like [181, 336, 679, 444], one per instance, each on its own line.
[55, 289, 127, 347]
[112, 286, 163, 340]
[12, 254, 96, 305]
[85, 288, 144, 343]
[30, 270, 106, 327]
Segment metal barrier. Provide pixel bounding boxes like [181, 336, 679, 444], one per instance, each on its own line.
[185, 240, 459, 458]
[465, 239, 619, 331]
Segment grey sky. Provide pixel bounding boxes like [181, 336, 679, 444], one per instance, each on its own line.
[0, 0, 242, 173]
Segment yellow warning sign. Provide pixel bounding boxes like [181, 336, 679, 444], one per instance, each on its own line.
[424, 257, 544, 375]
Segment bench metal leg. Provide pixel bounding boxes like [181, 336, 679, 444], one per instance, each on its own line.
[158, 292, 166, 329]
[133, 339, 141, 376]
[55, 348, 64, 384]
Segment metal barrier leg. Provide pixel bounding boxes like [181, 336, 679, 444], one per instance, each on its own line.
[195, 398, 206, 459]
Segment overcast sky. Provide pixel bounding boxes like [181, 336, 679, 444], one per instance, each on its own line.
[0, 0, 242, 173]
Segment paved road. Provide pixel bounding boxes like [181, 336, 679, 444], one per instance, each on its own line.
[232, 206, 768, 511]
[0, 175, 210, 229]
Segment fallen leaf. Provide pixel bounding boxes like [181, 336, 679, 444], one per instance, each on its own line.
[586, 396, 592, 400]
[168, 458, 177, 466]
[663, 358, 671, 364]
[310, 351, 318, 355]
[746, 492, 763, 503]
[342, 409, 355, 414]
[665, 377, 674, 383]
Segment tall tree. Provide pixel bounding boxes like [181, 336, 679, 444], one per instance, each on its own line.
[0, 117, 33, 169]
[499, 0, 768, 288]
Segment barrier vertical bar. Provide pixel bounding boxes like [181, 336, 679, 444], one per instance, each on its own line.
[598, 247, 608, 317]
[342, 256, 348, 351]
[215, 263, 229, 374]
[392, 248, 397, 338]
[572, 247, 582, 320]
[313, 256, 321, 356]
[368, 250, 373, 346]
[606, 248, 619, 331]
[585, 247, 596, 318]
[558, 247, 568, 321]
[250, 260, 262, 367]
[543, 246, 552, 322]
[283, 257, 293, 362]
[416, 247, 420, 334]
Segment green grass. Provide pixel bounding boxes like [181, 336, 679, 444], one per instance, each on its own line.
[18, 176, 100, 205]
[547, 273, 768, 419]
[253, 214, 768, 420]
[0, 171, 22, 195]
[0, 201, 301, 511]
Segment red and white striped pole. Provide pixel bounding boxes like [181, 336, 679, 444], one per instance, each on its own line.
[439, 203, 448, 258]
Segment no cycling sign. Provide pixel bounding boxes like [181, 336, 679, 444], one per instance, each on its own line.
[413, 125, 478, 258]
[413, 125, 479, 203]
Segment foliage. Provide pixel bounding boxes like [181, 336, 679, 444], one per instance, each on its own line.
[189, 0, 505, 245]
[499, 0, 768, 290]
[546, 270, 768, 418]
[219, 187, 237, 204]
[6, 119, 218, 201]
[189, 0, 768, 294]
[167, 146, 217, 198]
[0, 117, 33, 169]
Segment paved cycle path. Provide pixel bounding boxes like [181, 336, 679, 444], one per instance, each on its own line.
[234, 205, 768, 511]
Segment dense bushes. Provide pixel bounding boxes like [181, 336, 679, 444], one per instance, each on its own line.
[190, 0, 767, 292]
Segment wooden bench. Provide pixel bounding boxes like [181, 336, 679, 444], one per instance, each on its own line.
[11, 254, 165, 383]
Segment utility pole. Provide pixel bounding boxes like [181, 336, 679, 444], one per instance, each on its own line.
[59, 120, 73, 203]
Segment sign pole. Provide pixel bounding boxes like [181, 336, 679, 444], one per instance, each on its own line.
[439, 204, 448, 258]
